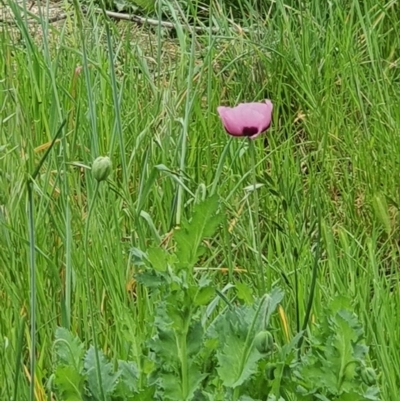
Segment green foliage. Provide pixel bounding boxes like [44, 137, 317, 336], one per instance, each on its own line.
[1, 0, 398, 400]
[174, 194, 222, 271]
[51, 289, 379, 400]
[55, 327, 86, 370]
[132, 194, 222, 286]
[207, 289, 283, 389]
[45, 196, 385, 401]
[53, 329, 140, 400]
[293, 300, 380, 401]
[54, 366, 85, 401]
[54, 328, 86, 400]
[84, 347, 121, 398]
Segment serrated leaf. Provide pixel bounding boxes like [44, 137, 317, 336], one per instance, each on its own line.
[134, 386, 157, 400]
[187, 322, 204, 356]
[84, 346, 120, 398]
[236, 282, 254, 304]
[174, 195, 221, 270]
[160, 372, 183, 400]
[151, 319, 204, 371]
[331, 310, 365, 377]
[194, 286, 215, 306]
[364, 386, 380, 400]
[198, 276, 211, 288]
[216, 335, 261, 387]
[54, 365, 85, 400]
[353, 343, 369, 361]
[209, 291, 284, 388]
[161, 363, 206, 401]
[150, 328, 179, 368]
[147, 246, 169, 272]
[329, 296, 353, 314]
[212, 308, 258, 387]
[299, 364, 338, 393]
[165, 301, 187, 332]
[135, 270, 165, 288]
[294, 298, 380, 400]
[116, 360, 139, 394]
[130, 247, 147, 266]
[54, 327, 85, 372]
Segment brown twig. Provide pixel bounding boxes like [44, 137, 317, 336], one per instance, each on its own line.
[1, 4, 250, 35]
[95, 8, 242, 34]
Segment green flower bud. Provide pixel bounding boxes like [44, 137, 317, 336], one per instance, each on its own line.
[360, 366, 377, 386]
[254, 330, 274, 354]
[92, 156, 112, 182]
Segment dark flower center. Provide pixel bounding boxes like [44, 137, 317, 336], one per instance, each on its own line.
[241, 121, 271, 137]
[242, 126, 258, 136]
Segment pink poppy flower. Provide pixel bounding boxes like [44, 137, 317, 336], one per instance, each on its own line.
[217, 100, 273, 139]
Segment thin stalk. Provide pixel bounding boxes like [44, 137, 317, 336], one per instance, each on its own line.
[100, 4, 127, 184]
[293, 241, 300, 334]
[72, 0, 99, 156]
[84, 181, 106, 401]
[249, 139, 266, 295]
[178, 297, 193, 399]
[27, 180, 36, 401]
[13, 315, 26, 401]
[180, 325, 189, 399]
[64, 181, 72, 329]
[210, 137, 233, 196]
[175, 31, 196, 226]
[26, 120, 65, 401]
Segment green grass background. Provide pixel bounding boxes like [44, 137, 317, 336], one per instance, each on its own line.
[1, 0, 400, 399]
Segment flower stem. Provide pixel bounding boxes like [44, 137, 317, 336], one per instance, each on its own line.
[211, 136, 233, 195]
[84, 181, 106, 401]
[27, 181, 36, 401]
[180, 324, 189, 399]
[249, 139, 266, 295]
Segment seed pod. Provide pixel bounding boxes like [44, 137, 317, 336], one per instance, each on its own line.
[360, 367, 377, 386]
[92, 156, 112, 182]
[254, 330, 274, 354]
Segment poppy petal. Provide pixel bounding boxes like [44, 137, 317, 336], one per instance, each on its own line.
[217, 100, 273, 139]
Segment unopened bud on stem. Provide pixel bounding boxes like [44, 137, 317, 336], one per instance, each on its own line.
[254, 330, 274, 354]
[92, 156, 112, 182]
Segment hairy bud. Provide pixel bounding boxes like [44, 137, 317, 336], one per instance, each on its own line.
[92, 156, 112, 182]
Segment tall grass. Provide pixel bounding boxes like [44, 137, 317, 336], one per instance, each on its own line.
[0, 0, 399, 399]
